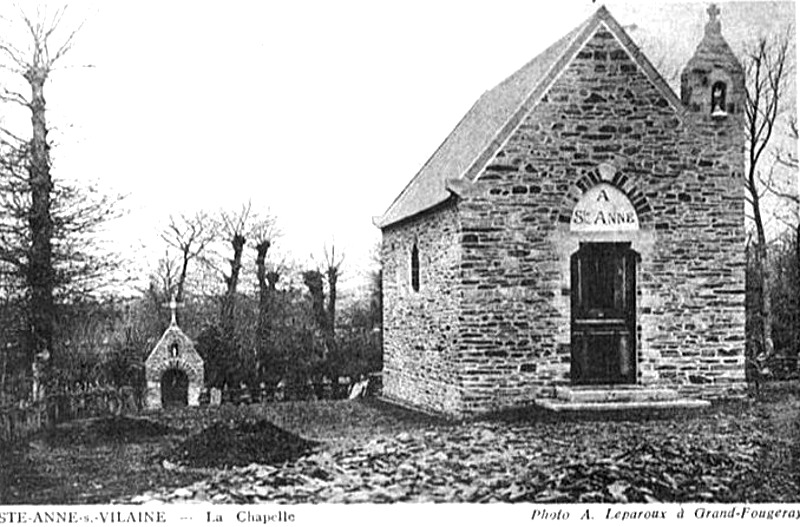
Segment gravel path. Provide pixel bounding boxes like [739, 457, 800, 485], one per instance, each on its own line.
[128, 395, 800, 504]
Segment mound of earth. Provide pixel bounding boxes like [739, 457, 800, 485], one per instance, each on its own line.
[168, 419, 318, 468]
[44, 416, 177, 445]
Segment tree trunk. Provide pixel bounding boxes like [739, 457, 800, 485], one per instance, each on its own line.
[177, 250, 190, 302]
[221, 233, 245, 341]
[266, 271, 279, 292]
[25, 65, 54, 401]
[255, 240, 271, 360]
[749, 174, 775, 362]
[302, 270, 327, 335]
[325, 266, 338, 357]
[326, 267, 337, 338]
[796, 222, 800, 370]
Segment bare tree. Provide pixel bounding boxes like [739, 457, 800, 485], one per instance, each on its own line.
[154, 250, 178, 298]
[252, 216, 280, 308]
[323, 243, 344, 338]
[218, 203, 251, 341]
[776, 116, 799, 170]
[773, 115, 800, 216]
[772, 116, 800, 366]
[160, 211, 214, 304]
[213, 203, 277, 337]
[0, 6, 92, 399]
[252, 215, 279, 374]
[742, 27, 794, 362]
[368, 242, 383, 331]
[301, 243, 345, 361]
[302, 269, 327, 341]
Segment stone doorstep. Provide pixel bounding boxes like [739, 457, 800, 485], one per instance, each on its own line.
[534, 398, 711, 412]
[554, 385, 680, 403]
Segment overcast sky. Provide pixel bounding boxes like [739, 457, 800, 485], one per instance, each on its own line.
[0, 0, 795, 292]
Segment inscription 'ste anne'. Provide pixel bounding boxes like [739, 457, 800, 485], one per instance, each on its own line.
[570, 184, 639, 232]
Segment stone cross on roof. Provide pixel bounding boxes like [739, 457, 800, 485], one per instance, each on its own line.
[162, 295, 183, 327]
[706, 4, 721, 36]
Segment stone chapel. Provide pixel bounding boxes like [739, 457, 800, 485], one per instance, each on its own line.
[375, 5, 746, 415]
[145, 300, 204, 409]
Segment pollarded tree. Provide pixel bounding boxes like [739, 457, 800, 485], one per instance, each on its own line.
[301, 244, 344, 363]
[302, 269, 327, 338]
[251, 217, 279, 374]
[192, 203, 277, 387]
[323, 243, 344, 345]
[218, 203, 251, 341]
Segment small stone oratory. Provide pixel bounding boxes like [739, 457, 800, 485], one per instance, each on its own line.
[145, 299, 204, 409]
[376, 5, 746, 415]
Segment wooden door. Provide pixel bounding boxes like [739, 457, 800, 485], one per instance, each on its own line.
[570, 243, 636, 384]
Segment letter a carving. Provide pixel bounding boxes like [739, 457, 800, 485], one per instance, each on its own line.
[597, 189, 610, 202]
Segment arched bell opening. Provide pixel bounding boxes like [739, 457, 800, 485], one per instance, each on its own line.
[711, 80, 728, 117]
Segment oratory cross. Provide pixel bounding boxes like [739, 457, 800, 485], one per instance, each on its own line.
[705, 4, 721, 35]
[162, 295, 184, 326]
[707, 4, 720, 22]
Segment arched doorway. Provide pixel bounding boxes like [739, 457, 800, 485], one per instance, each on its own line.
[161, 368, 189, 407]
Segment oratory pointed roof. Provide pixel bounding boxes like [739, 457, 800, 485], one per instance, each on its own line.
[684, 3, 743, 74]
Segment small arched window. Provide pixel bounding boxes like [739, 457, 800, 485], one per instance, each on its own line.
[410, 244, 420, 292]
[711, 81, 727, 115]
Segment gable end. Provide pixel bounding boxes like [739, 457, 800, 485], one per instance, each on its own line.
[472, 18, 687, 184]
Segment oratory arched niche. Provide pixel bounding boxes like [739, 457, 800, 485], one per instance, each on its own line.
[570, 183, 639, 232]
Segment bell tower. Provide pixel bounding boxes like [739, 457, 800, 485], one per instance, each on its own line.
[680, 4, 745, 121]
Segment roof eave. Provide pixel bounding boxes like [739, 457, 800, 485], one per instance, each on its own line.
[375, 194, 458, 230]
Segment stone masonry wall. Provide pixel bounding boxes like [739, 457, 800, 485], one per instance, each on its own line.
[454, 25, 746, 414]
[381, 203, 462, 414]
[145, 325, 205, 409]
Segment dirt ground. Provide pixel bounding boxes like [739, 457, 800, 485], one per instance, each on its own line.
[0, 399, 440, 504]
[0, 385, 797, 504]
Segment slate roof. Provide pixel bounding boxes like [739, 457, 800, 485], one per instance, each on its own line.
[375, 6, 684, 228]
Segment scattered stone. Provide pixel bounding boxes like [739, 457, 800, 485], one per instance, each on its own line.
[129, 403, 790, 504]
